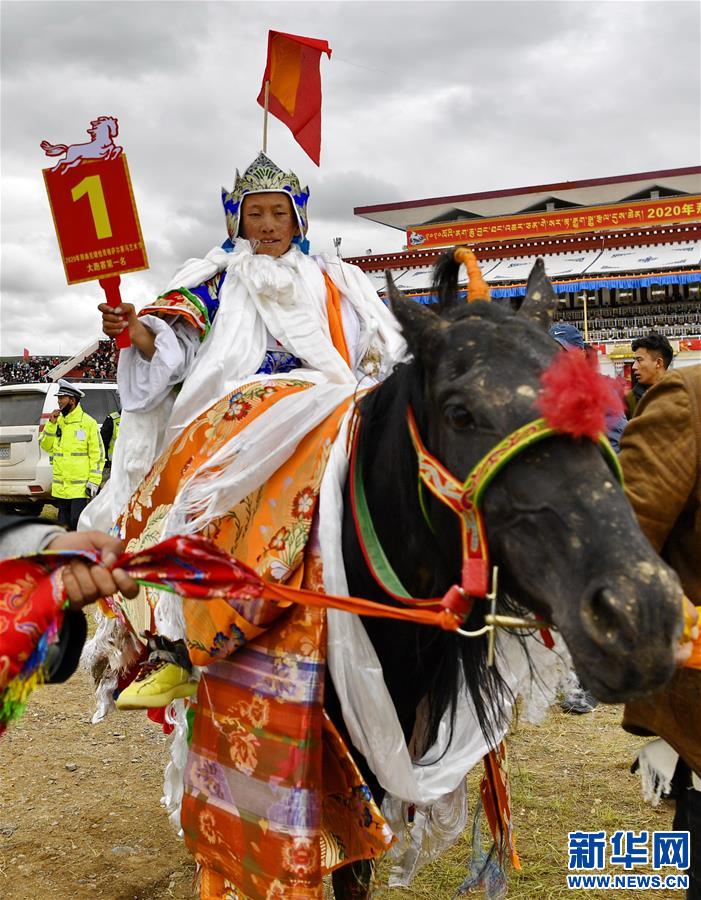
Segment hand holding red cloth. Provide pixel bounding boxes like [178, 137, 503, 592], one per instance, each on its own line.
[0, 532, 515, 735]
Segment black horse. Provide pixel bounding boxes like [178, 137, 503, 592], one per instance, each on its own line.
[327, 252, 682, 897]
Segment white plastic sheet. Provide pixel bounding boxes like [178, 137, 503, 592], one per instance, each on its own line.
[587, 241, 701, 273]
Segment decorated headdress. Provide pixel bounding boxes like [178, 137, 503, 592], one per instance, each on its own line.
[221, 151, 310, 242]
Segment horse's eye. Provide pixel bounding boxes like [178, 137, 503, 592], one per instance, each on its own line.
[443, 404, 474, 430]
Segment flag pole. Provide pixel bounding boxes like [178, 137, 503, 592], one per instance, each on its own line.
[262, 80, 270, 152]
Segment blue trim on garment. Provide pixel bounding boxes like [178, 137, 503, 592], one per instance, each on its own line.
[256, 349, 303, 375]
[188, 276, 223, 326]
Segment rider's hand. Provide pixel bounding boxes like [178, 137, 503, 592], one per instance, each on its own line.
[98, 302, 156, 359]
[98, 301, 138, 338]
[47, 531, 139, 611]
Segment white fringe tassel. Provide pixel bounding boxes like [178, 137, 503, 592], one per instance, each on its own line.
[153, 588, 187, 642]
[636, 738, 679, 807]
[640, 757, 673, 808]
[517, 631, 573, 725]
[80, 610, 141, 723]
[384, 781, 469, 887]
[162, 698, 190, 836]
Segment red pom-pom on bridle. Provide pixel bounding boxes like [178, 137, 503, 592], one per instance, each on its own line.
[537, 350, 624, 441]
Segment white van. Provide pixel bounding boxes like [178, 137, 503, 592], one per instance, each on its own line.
[0, 381, 119, 513]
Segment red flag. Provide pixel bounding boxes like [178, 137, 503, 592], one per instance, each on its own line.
[23, 348, 29, 361]
[257, 31, 332, 165]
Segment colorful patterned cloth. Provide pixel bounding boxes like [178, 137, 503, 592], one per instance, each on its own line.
[0, 537, 279, 735]
[115, 377, 394, 899]
[140, 279, 222, 339]
[0, 557, 66, 735]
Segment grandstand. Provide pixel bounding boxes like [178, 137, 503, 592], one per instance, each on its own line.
[348, 165, 701, 385]
[0, 339, 116, 386]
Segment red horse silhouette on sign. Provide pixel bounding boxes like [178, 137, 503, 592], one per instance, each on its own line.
[40, 116, 123, 174]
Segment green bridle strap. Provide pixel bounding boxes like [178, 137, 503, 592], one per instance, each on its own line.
[350, 425, 415, 602]
[465, 417, 624, 508]
[350, 417, 453, 607]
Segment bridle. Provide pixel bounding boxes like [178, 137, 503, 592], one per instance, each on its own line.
[350, 401, 623, 653]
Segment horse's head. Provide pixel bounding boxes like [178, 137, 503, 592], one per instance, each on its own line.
[386, 252, 682, 703]
[90, 116, 119, 139]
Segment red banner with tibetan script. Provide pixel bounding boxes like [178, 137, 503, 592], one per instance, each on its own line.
[43, 156, 148, 285]
[407, 195, 701, 249]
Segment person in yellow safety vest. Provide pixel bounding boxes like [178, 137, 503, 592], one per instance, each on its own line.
[40, 380, 105, 530]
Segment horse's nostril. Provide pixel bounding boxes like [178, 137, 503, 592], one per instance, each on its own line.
[581, 586, 636, 648]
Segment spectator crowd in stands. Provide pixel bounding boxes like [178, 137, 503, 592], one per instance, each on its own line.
[0, 342, 117, 386]
[67, 341, 117, 381]
[0, 356, 63, 385]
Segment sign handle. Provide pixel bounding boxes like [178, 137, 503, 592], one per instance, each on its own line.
[99, 276, 131, 349]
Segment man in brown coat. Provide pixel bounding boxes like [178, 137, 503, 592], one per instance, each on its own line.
[620, 364, 701, 896]
[624, 332, 675, 418]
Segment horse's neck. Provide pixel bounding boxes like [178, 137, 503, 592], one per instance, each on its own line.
[93, 125, 110, 146]
[344, 388, 495, 760]
[356, 395, 461, 600]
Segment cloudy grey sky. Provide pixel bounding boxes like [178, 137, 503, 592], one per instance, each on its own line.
[1, 0, 699, 356]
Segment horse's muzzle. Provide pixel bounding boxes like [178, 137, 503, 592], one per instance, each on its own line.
[562, 569, 683, 702]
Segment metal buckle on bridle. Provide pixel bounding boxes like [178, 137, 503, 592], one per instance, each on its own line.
[454, 566, 553, 665]
[454, 565, 498, 642]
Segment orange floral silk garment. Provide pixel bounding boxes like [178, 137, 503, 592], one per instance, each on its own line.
[117, 378, 394, 899]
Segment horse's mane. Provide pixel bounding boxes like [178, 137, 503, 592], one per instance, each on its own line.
[431, 250, 464, 313]
[350, 340, 517, 755]
[432, 251, 527, 322]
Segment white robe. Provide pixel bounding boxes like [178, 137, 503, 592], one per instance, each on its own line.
[81, 240, 406, 532]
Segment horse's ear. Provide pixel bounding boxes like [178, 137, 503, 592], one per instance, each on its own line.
[518, 259, 558, 329]
[385, 270, 444, 358]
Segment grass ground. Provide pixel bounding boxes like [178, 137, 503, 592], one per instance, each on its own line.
[1, 504, 680, 897]
[1, 668, 678, 900]
[374, 704, 678, 899]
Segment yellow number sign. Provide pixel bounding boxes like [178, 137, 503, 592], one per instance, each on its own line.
[71, 174, 113, 240]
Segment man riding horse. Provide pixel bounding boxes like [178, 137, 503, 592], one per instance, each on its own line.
[85, 149, 409, 896]
[91, 150, 405, 702]
[82, 151, 684, 900]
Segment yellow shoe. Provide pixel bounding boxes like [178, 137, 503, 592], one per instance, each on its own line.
[116, 661, 197, 710]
